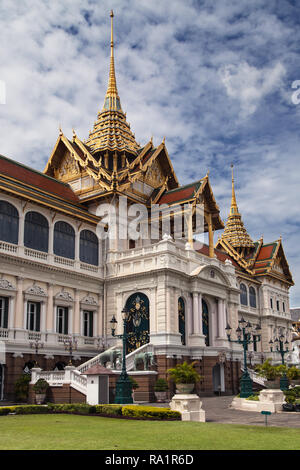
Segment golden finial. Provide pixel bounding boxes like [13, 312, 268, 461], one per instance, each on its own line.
[230, 163, 238, 213]
[162, 136, 166, 145]
[72, 128, 77, 140]
[59, 125, 63, 136]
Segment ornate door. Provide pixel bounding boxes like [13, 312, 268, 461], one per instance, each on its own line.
[202, 299, 209, 346]
[125, 293, 150, 353]
[178, 297, 186, 345]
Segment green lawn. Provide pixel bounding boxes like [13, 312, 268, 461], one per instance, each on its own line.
[0, 414, 300, 450]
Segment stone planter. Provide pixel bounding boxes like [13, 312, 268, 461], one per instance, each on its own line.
[291, 380, 300, 387]
[35, 393, 46, 405]
[175, 383, 194, 394]
[154, 391, 167, 403]
[265, 379, 281, 389]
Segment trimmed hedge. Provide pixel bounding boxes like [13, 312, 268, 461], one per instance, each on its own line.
[0, 403, 180, 421]
[122, 405, 181, 420]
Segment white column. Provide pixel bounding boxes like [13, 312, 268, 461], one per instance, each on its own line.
[166, 288, 171, 333]
[46, 284, 54, 332]
[18, 213, 24, 247]
[192, 292, 199, 334]
[198, 293, 203, 335]
[14, 277, 24, 329]
[73, 290, 80, 334]
[187, 294, 193, 336]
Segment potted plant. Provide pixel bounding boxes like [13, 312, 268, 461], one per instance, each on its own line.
[14, 374, 31, 403]
[283, 390, 296, 411]
[167, 361, 202, 394]
[254, 359, 282, 389]
[154, 378, 168, 402]
[129, 376, 139, 402]
[287, 366, 300, 386]
[33, 378, 49, 404]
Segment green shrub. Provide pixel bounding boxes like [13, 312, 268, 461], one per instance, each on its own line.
[254, 359, 283, 380]
[46, 403, 95, 414]
[0, 407, 11, 415]
[129, 377, 139, 390]
[287, 367, 300, 380]
[245, 395, 259, 401]
[167, 361, 202, 384]
[284, 390, 296, 404]
[154, 378, 168, 392]
[12, 405, 49, 414]
[122, 405, 181, 420]
[95, 404, 123, 416]
[14, 374, 31, 402]
[33, 378, 49, 394]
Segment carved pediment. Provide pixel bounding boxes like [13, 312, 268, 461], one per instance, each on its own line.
[26, 285, 47, 296]
[0, 279, 15, 290]
[54, 151, 81, 181]
[144, 159, 164, 188]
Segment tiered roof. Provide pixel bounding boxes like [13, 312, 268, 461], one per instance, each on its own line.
[219, 165, 254, 251]
[215, 167, 293, 285]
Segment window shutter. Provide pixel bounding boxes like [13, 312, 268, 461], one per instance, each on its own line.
[36, 303, 41, 332]
[64, 308, 69, 334]
[3, 297, 8, 329]
[89, 312, 93, 337]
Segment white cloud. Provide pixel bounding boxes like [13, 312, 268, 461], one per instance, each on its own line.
[220, 61, 286, 117]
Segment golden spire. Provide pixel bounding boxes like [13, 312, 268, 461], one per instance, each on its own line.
[102, 10, 122, 112]
[85, 11, 140, 158]
[220, 165, 254, 252]
[230, 163, 238, 215]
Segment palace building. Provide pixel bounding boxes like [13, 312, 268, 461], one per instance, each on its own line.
[0, 12, 295, 402]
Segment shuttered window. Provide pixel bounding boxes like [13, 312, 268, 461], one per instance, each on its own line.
[26, 302, 41, 331]
[0, 297, 9, 329]
[0, 201, 19, 244]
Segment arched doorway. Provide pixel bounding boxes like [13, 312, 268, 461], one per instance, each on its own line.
[125, 293, 150, 353]
[202, 299, 209, 346]
[178, 297, 186, 345]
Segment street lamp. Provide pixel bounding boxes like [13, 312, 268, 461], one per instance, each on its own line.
[29, 335, 44, 367]
[225, 318, 261, 398]
[110, 307, 133, 404]
[63, 335, 78, 365]
[269, 332, 293, 391]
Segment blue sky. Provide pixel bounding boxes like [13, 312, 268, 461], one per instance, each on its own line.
[0, 0, 300, 305]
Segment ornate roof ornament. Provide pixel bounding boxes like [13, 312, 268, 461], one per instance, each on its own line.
[85, 11, 140, 157]
[220, 165, 254, 252]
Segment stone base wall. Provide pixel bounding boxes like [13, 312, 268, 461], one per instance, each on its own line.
[28, 383, 86, 405]
[3, 353, 91, 401]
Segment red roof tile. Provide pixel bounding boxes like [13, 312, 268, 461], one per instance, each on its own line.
[0, 154, 79, 204]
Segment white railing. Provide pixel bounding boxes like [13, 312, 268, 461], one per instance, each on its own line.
[243, 367, 266, 387]
[31, 367, 88, 396]
[126, 343, 154, 371]
[0, 328, 9, 338]
[0, 241, 18, 253]
[77, 345, 120, 373]
[24, 247, 48, 260]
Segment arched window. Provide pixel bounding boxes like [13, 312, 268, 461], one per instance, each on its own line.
[53, 221, 75, 259]
[240, 283, 248, 306]
[178, 297, 185, 345]
[80, 230, 98, 266]
[249, 286, 257, 308]
[0, 200, 19, 244]
[24, 211, 49, 252]
[202, 299, 209, 346]
[125, 292, 150, 354]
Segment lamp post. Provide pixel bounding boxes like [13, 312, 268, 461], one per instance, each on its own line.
[269, 333, 293, 391]
[110, 307, 133, 404]
[226, 318, 261, 398]
[29, 335, 44, 367]
[63, 335, 78, 365]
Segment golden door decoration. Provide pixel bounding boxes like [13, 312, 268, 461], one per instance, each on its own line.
[125, 293, 150, 354]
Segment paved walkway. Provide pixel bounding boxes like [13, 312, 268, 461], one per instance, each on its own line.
[147, 395, 300, 428]
[2, 396, 300, 427]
